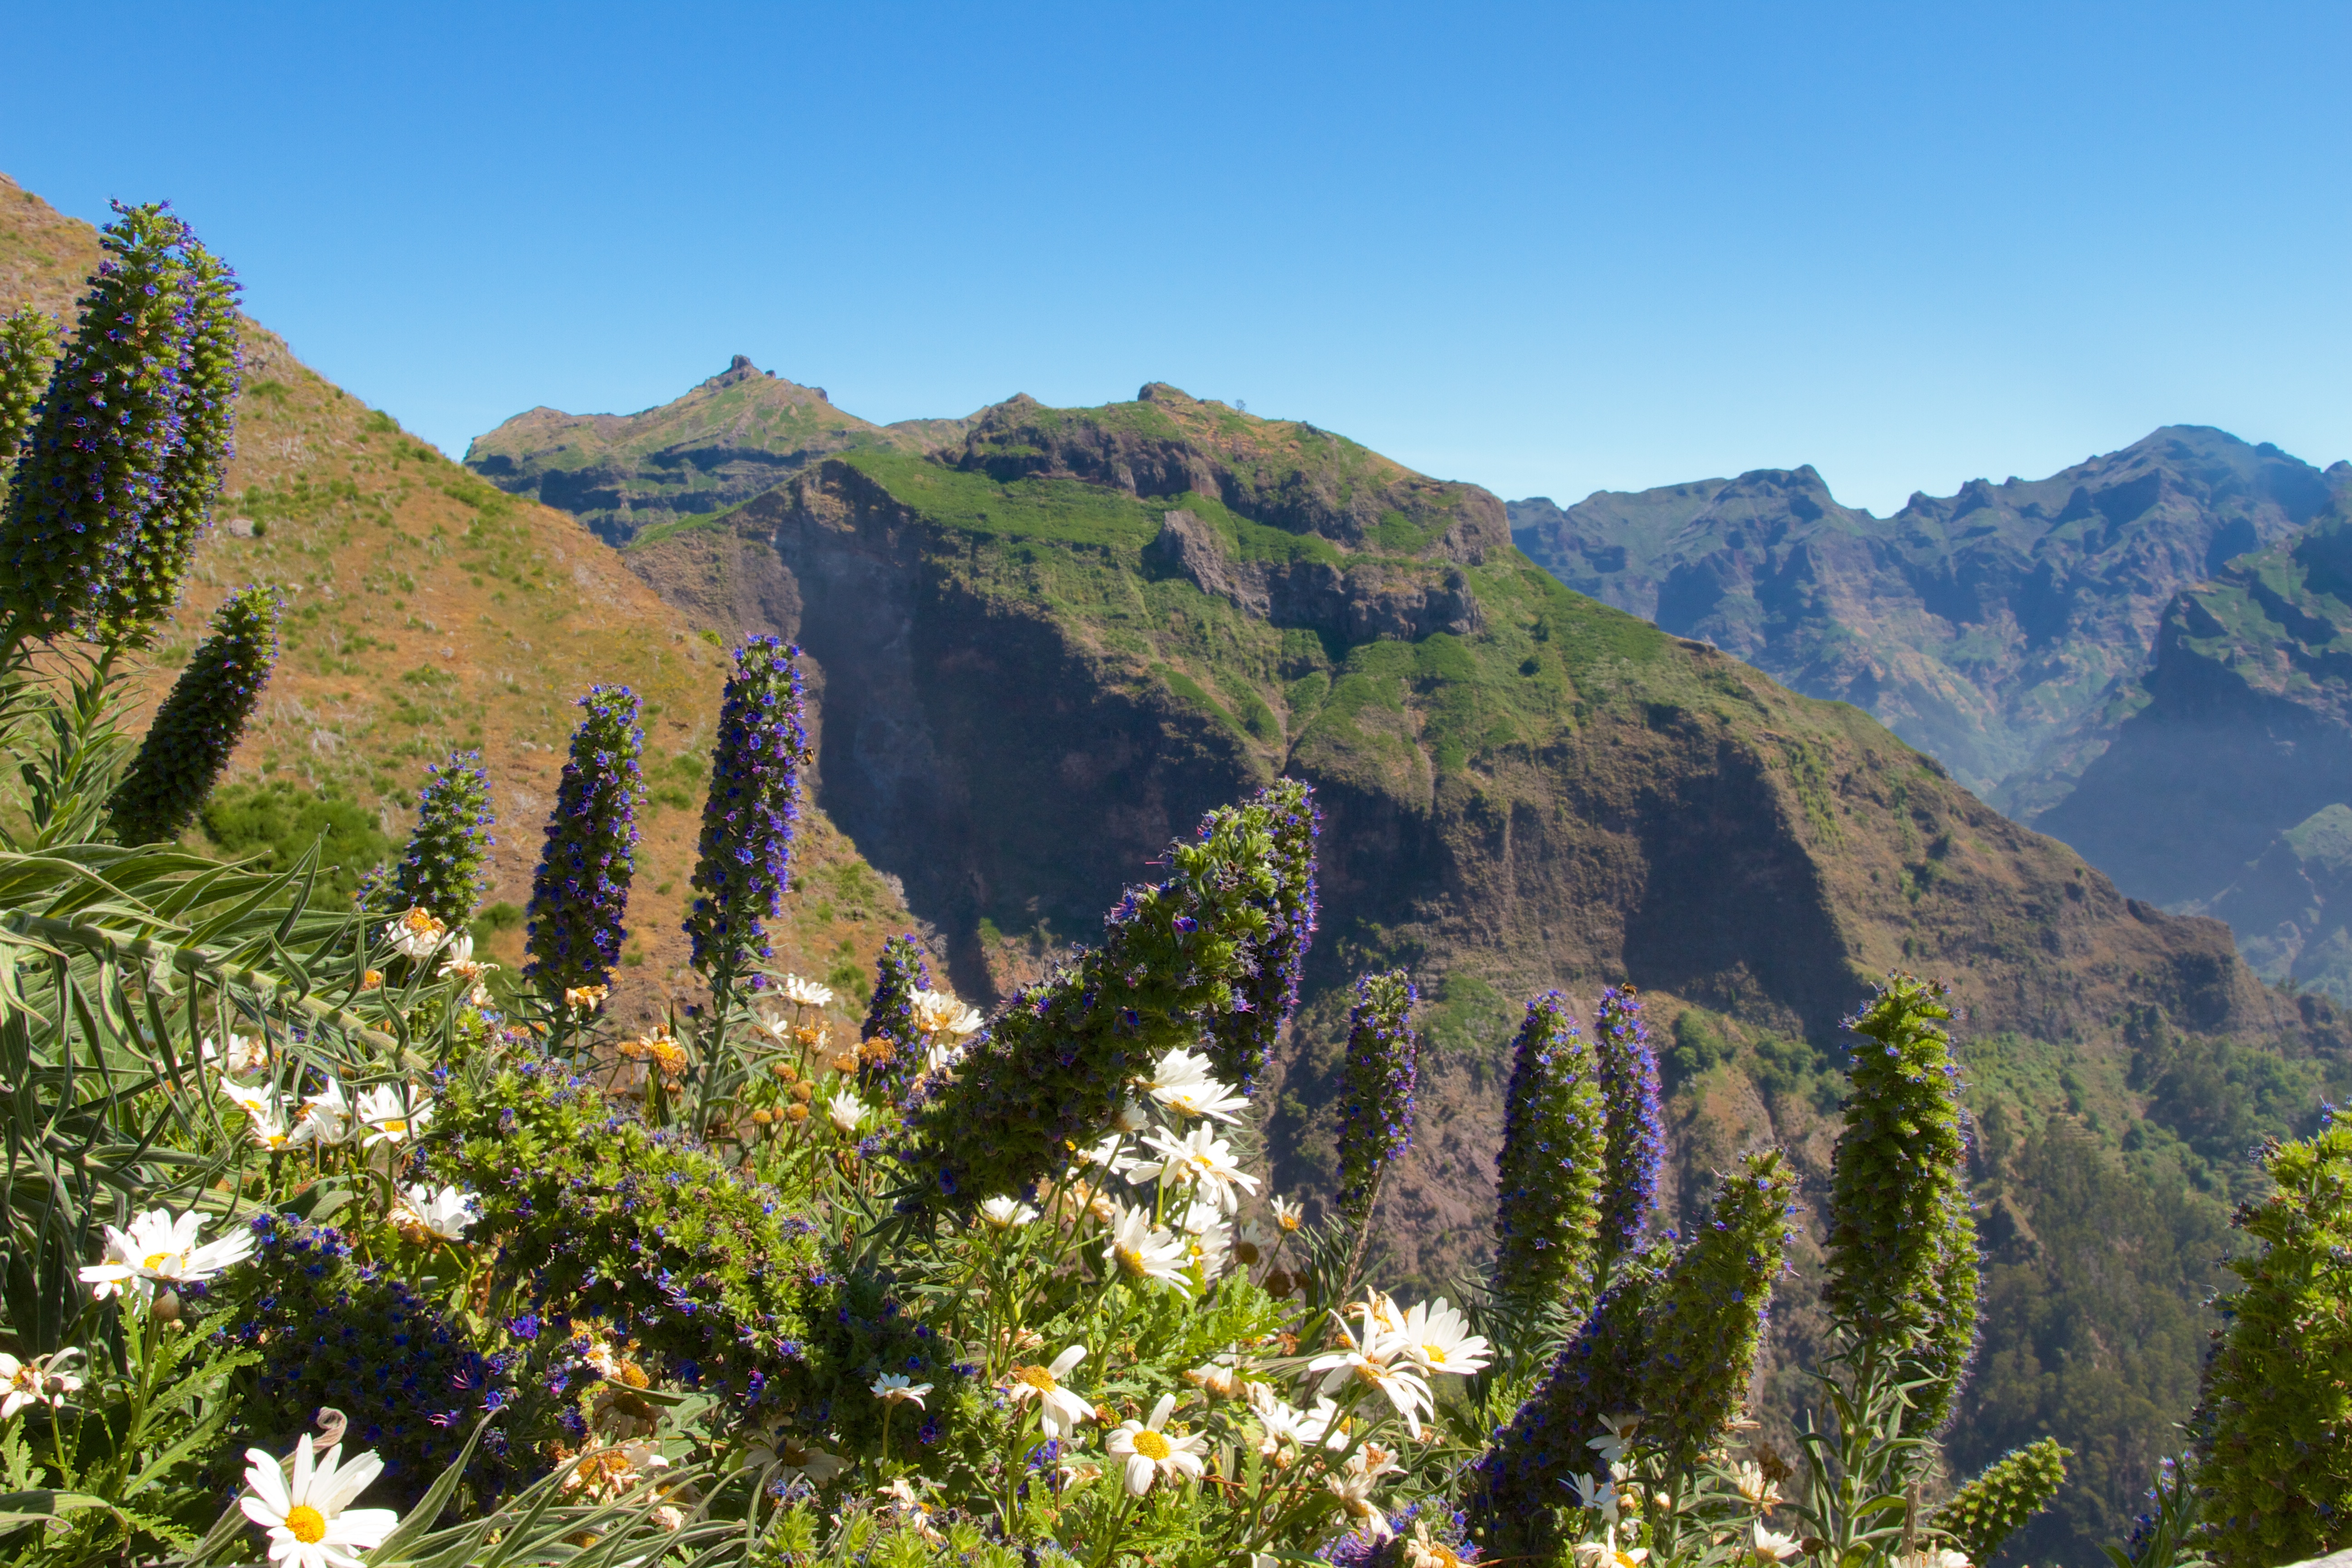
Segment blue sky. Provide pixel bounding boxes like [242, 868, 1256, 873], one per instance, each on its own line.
[6, 1, 2347, 514]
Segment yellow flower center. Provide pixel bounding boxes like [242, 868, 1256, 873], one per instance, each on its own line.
[1014, 1365, 1058, 1392]
[1131, 1429, 1171, 1461]
[381, 1119, 407, 1135]
[1115, 1245, 1147, 1279]
[1422, 1343, 1447, 1365]
[285, 1504, 328, 1544]
[142, 1251, 177, 1273]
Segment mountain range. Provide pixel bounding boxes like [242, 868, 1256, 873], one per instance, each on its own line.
[464, 358, 2351, 1561]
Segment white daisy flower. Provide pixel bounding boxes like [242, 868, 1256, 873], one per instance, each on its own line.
[1307, 1303, 1433, 1437]
[357, 1084, 432, 1148]
[871, 1373, 931, 1407]
[782, 974, 835, 1009]
[293, 1079, 353, 1146]
[826, 1090, 870, 1136]
[202, 1032, 269, 1075]
[745, 1428, 846, 1487]
[384, 906, 451, 960]
[1396, 1296, 1492, 1377]
[239, 1439, 398, 1568]
[1142, 1046, 1250, 1123]
[402, 1183, 479, 1240]
[79, 1208, 255, 1300]
[1076, 1132, 1139, 1176]
[1004, 1344, 1093, 1437]
[978, 1196, 1039, 1230]
[1104, 1392, 1207, 1496]
[1102, 1201, 1193, 1294]
[911, 988, 983, 1038]
[1112, 1097, 1152, 1132]
[1269, 1194, 1304, 1232]
[1752, 1522, 1803, 1563]
[0, 1347, 83, 1417]
[1132, 1124, 1260, 1213]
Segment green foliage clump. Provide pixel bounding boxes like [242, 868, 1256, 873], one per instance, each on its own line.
[1931, 1437, 2071, 1567]
[1637, 1148, 1798, 1477]
[103, 585, 281, 846]
[910, 780, 1303, 1204]
[196, 776, 393, 902]
[384, 748, 496, 924]
[433, 1054, 819, 1421]
[1491, 990, 1602, 1311]
[1824, 974, 1979, 1431]
[2188, 1110, 2352, 1567]
[0, 304, 57, 465]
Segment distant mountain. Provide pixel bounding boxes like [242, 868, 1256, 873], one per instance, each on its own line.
[1507, 428, 2351, 805]
[2034, 494, 2352, 998]
[465, 355, 978, 545]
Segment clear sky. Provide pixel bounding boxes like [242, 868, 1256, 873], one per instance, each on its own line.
[6, 1, 2347, 514]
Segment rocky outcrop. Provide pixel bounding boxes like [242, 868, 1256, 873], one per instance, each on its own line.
[1142, 509, 1484, 641]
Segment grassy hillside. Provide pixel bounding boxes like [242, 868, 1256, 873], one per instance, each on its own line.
[603, 385, 2351, 1562]
[0, 172, 924, 1032]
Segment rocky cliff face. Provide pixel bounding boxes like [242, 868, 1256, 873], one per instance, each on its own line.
[2035, 495, 2352, 998]
[1509, 427, 2350, 806]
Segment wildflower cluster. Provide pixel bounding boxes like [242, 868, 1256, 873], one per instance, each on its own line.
[0, 201, 240, 646]
[103, 584, 279, 845]
[0, 303, 58, 464]
[1823, 974, 1978, 1430]
[1492, 990, 1604, 1310]
[684, 637, 809, 983]
[858, 931, 932, 1106]
[911, 781, 1316, 1204]
[1201, 777, 1318, 1091]
[384, 748, 496, 926]
[1592, 986, 1663, 1273]
[525, 684, 644, 1002]
[1336, 970, 1419, 1224]
[2188, 1106, 2352, 1566]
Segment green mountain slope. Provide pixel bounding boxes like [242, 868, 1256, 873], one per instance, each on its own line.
[2034, 494, 2352, 1000]
[493, 377, 2352, 1562]
[1507, 428, 2350, 808]
[0, 172, 924, 1035]
[465, 354, 977, 544]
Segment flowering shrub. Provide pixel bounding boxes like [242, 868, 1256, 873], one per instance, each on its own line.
[524, 684, 644, 1003]
[1335, 970, 1417, 1225]
[1491, 990, 1603, 1309]
[103, 583, 279, 844]
[685, 637, 810, 988]
[384, 749, 496, 926]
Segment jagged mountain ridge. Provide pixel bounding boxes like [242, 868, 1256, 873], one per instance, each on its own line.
[488, 368, 2352, 1558]
[465, 354, 978, 546]
[2036, 491, 2352, 1000]
[1507, 428, 2352, 806]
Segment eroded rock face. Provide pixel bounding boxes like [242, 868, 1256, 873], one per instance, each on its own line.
[1143, 509, 1485, 640]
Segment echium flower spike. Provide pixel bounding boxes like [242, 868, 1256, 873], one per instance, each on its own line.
[524, 686, 644, 1000]
[101, 232, 239, 642]
[0, 304, 59, 467]
[1929, 1438, 2070, 1568]
[0, 202, 231, 647]
[1202, 779, 1318, 1091]
[683, 637, 809, 983]
[1592, 985, 1664, 1274]
[1336, 970, 1419, 1225]
[1823, 974, 1979, 1432]
[388, 750, 495, 926]
[1464, 1236, 1669, 1559]
[103, 585, 279, 845]
[1635, 1148, 1798, 1478]
[1492, 991, 1603, 1313]
[859, 933, 931, 1106]
[912, 780, 1303, 1206]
